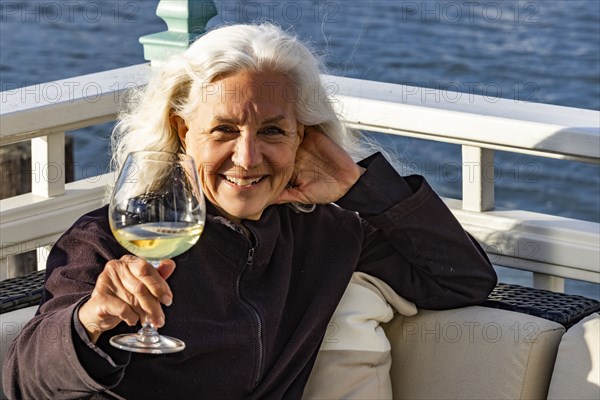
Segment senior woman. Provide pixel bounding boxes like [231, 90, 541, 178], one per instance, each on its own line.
[3, 23, 496, 399]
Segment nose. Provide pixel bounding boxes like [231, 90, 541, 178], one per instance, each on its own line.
[232, 133, 262, 169]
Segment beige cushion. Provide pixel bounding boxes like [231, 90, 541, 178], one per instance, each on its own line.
[1, 306, 38, 397]
[384, 306, 565, 400]
[547, 313, 600, 400]
[303, 272, 417, 399]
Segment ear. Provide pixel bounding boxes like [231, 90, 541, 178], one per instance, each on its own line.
[170, 114, 189, 149]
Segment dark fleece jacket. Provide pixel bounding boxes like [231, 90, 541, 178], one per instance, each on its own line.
[3, 153, 496, 399]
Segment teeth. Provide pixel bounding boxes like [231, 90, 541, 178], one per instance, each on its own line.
[223, 175, 263, 186]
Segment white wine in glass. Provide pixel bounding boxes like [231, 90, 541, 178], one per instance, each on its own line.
[108, 151, 205, 354]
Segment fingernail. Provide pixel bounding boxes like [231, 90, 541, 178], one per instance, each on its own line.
[155, 317, 165, 327]
[161, 295, 173, 306]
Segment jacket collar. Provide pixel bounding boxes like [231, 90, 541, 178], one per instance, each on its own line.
[205, 201, 283, 264]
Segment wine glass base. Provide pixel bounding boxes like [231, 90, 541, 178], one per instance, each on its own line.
[110, 333, 186, 354]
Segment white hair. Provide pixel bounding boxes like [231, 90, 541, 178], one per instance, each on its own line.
[110, 23, 377, 209]
[111, 23, 368, 169]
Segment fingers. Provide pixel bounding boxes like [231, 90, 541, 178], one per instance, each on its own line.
[303, 124, 323, 135]
[87, 280, 143, 328]
[296, 122, 305, 143]
[121, 256, 174, 308]
[80, 256, 175, 339]
[109, 258, 168, 326]
[156, 259, 176, 281]
[274, 187, 301, 205]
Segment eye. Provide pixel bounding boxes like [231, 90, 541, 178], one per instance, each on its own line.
[211, 125, 239, 135]
[259, 126, 285, 136]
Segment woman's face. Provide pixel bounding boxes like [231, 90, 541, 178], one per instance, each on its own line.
[174, 70, 304, 223]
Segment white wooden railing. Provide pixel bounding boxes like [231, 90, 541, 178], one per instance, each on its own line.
[1, 64, 599, 293]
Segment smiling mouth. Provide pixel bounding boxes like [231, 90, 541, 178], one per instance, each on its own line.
[221, 175, 265, 187]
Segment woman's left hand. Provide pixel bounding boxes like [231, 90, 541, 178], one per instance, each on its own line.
[276, 126, 364, 205]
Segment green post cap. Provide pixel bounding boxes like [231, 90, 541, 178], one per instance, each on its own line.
[140, 0, 218, 64]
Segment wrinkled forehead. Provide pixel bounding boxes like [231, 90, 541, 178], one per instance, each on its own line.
[187, 72, 299, 125]
[200, 71, 298, 105]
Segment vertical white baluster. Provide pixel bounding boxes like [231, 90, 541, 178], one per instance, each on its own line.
[0, 258, 8, 281]
[533, 273, 565, 292]
[31, 132, 65, 197]
[462, 146, 495, 212]
[31, 133, 65, 271]
[462, 146, 566, 292]
[36, 245, 52, 271]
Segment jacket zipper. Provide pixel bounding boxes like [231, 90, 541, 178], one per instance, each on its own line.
[236, 237, 264, 388]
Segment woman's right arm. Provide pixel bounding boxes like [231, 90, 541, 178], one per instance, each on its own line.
[2, 207, 173, 399]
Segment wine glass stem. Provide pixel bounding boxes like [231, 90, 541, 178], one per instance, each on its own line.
[137, 260, 160, 343]
[137, 259, 162, 344]
[137, 322, 161, 344]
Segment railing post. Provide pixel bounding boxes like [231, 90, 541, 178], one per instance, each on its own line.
[0, 259, 8, 281]
[461, 146, 567, 292]
[139, 0, 218, 64]
[36, 245, 52, 271]
[533, 273, 565, 292]
[462, 145, 494, 212]
[31, 132, 65, 197]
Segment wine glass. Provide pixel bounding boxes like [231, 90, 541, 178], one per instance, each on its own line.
[108, 151, 205, 354]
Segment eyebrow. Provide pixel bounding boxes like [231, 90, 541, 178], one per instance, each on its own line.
[214, 115, 287, 125]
